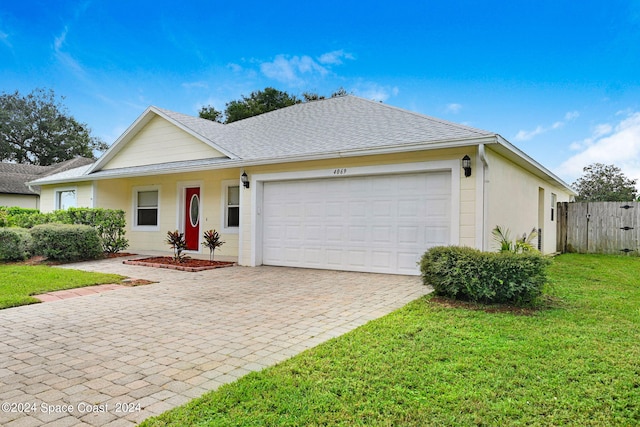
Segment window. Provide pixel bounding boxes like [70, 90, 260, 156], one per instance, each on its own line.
[551, 193, 557, 221]
[226, 185, 240, 228]
[133, 187, 159, 230]
[55, 188, 77, 210]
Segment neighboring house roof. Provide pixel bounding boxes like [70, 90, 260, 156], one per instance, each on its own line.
[0, 157, 94, 195]
[28, 96, 574, 193]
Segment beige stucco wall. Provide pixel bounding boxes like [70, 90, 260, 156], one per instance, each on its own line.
[93, 169, 241, 257]
[484, 148, 572, 253]
[102, 116, 226, 170]
[0, 194, 39, 209]
[37, 145, 573, 262]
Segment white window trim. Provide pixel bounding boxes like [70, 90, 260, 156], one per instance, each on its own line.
[132, 185, 160, 231]
[54, 186, 77, 210]
[220, 180, 240, 234]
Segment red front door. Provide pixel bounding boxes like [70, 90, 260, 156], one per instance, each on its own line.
[185, 187, 200, 250]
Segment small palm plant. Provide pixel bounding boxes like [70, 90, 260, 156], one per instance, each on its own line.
[492, 225, 538, 253]
[202, 229, 225, 261]
[166, 230, 188, 263]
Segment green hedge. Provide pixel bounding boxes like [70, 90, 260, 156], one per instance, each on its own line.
[30, 224, 103, 262]
[419, 246, 551, 305]
[0, 228, 33, 261]
[0, 206, 128, 253]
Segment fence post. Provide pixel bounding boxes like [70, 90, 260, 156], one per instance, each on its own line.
[556, 202, 568, 253]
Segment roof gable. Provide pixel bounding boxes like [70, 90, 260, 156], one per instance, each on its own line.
[89, 107, 236, 173]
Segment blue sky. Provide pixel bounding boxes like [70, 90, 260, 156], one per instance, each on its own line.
[1, 1, 640, 186]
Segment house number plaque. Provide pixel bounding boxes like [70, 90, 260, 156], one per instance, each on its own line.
[333, 168, 347, 175]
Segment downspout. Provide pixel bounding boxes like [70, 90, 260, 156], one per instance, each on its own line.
[478, 144, 489, 251]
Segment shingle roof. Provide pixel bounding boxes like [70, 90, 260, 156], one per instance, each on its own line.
[0, 157, 94, 195]
[219, 96, 493, 160]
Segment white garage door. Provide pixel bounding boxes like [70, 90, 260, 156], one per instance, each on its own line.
[262, 171, 451, 275]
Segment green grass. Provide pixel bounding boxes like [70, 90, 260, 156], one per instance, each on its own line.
[0, 265, 124, 309]
[141, 254, 640, 427]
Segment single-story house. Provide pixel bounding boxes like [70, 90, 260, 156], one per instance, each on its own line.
[30, 96, 575, 275]
[0, 157, 94, 209]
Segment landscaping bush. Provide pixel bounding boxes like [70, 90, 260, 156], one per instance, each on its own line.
[30, 223, 103, 262]
[0, 207, 129, 253]
[58, 208, 129, 253]
[0, 227, 33, 261]
[420, 246, 551, 305]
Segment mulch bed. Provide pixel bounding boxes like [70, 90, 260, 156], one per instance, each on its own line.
[123, 256, 235, 272]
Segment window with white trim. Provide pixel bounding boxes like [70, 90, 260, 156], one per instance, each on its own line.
[55, 188, 77, 210]
[551, 193, 557, 221]
[226, 185, 240, 228]
[133, 187, 160, 230]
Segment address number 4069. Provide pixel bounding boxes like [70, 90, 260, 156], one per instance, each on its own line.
[333, 168, 347, 175]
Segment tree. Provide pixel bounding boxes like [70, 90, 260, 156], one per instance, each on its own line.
[0, 88, 107, 166]
[572, 163, 638, 202]
[224, 87, 300, 123]
[198, 87, 351, 124]
[198, 105, 223, 123]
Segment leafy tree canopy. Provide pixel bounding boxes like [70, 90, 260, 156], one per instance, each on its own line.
[572, 163, 638, 202]
[0, 88, 107, 166]
[199, 86, 350, 124]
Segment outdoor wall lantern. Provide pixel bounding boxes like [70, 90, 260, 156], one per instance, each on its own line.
[462, 155, 472, 177]
[241, 171, 250, 188]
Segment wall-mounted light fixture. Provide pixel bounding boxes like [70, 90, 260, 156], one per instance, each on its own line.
[462, 155, 472, 178]
[241, 171, 250, 189]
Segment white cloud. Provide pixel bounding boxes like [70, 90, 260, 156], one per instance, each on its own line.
[53, 26, 85, 77]
[261, 54, 327, 85]
[565, 111, 580, 121]
[318, 50, 354, 65]
[569, 123, 614, 151]
[515, 125, 545, 141]
[515, 110, 580, 141]
[557, 111, 640, 186]
[446, 103, 462, 114]
[260, 50, 354, 86]
[182, 81, 209, 90]
[353, 83, 399, 102]
[0, 29, 11, 48]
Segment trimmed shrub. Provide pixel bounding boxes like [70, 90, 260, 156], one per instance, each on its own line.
[0, 227, 33, 261]
[30, 224, 103, 262]
[420, 246, 551, 305]
[58, 208, 129, 254]
[0, 207, 129, 253]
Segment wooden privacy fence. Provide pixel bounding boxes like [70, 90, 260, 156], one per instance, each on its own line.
[557, 202, 640, 254]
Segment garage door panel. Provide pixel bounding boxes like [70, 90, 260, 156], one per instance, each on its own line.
[262, 172, 451, 275]
[398, 226, 420, 244]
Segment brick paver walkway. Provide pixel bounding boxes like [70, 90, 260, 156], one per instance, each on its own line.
[0, 258, 429, 426]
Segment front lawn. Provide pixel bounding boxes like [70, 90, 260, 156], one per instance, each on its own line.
[0, 265, 124, 309]
[142, 254, 640, 426]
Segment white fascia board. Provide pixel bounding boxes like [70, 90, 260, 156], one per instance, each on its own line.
[87, 107, 238, 175]
[151, 107, 240, 160]
[493, 135, 576, 195]
[87, 106, 157, 174]
[29, 136, 499, 185]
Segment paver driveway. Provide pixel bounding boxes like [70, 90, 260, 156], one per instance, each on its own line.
[0, 258, 429, 426]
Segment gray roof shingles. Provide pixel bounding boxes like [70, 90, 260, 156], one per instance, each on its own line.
[0, 157, 94, 195]
[31, 96, 496, 184]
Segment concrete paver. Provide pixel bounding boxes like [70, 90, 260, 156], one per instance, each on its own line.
[0, 258, 429, 426]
